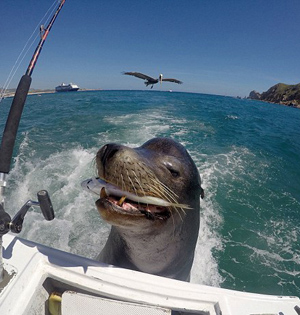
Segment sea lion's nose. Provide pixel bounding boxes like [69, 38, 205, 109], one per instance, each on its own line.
[99, 143, 122, 165]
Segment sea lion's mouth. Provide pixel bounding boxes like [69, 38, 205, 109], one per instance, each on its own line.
[81, 177, 175, 220]
[101, 190, 171, 221]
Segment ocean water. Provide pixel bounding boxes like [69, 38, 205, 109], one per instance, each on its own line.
[0, 90, 299, 297]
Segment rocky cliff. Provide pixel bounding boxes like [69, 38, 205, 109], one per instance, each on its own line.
[248, 83, 300, 108]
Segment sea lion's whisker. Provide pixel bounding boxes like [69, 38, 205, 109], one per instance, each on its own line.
[132, 170, 147, 197]
[177, 207, 186, 218]
[148, 176, 179, 200]
[157, 180, 180, 199]
[157, 190, 188, 217]
[146, 184, 170, 201]
[112, 161, 120, 187]
[126, 171, 139, 198]
[120, 173, 126, 193]
[149, 183, 177, 202]
[175, 208, 184, 222]
[146, 184, 187, 219]
[148, 181, 179, 206]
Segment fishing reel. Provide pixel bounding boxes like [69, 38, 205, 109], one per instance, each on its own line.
[0, 190, 54, 236]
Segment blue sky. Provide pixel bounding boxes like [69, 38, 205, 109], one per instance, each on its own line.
[1, 0, 300, 97]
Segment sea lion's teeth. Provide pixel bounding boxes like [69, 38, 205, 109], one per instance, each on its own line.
[117, 196, 127, 206]
[100, 187, 108, 198]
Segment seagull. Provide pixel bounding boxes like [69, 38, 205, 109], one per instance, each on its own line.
[123, 72, 183, 89]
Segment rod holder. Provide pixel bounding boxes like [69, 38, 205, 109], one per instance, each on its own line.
[37, 190, 54, 221]
[0, 190, 54, 283]
[10, 190, 55, 234]
[0, 190, 54, 235]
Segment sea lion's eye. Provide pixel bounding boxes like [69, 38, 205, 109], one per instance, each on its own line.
[169, 169, 180, 177]
[167, 166, 180, 177]
[164, 162, 180, 178]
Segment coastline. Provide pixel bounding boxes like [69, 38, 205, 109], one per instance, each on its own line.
[1, 88, 102, 99]
[250, 99, 300, 109]
[248, 83, 300, 109]
[3, 88, 299, 109]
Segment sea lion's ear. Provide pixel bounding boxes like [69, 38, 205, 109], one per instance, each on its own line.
[200, 187, 204, 199]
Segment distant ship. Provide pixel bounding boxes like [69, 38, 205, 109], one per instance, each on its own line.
[55, 83, 79, 92]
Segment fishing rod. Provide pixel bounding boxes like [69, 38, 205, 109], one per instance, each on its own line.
[0, 0, 66, 282]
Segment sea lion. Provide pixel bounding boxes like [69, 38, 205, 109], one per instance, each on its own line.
[95, 137, 203, 281]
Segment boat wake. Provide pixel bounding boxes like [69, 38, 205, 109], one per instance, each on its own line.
[5, 132, 224, 287]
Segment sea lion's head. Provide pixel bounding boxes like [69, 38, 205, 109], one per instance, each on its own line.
[95, 137, 203, 230]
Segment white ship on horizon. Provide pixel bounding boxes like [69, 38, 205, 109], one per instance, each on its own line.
[55, 82, 79, 92]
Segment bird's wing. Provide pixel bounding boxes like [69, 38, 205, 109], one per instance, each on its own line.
[161, 78, 183, 84]
[123, 72, 155, 81]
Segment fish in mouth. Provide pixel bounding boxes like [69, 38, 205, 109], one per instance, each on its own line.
[81, 176, 189, 221]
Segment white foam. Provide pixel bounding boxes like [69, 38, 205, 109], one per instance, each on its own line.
[189, 145, 259, 286]
[190, 157, 224, 287]
[103, 110, 172, 144]
[6, 138, 110, 259]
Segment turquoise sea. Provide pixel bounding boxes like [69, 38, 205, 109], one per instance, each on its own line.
[0, 90, 299, 297]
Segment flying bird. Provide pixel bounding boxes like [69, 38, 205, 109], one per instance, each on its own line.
[123, 72, 183, 89]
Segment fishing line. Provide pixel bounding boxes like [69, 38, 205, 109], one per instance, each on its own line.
[0, 0, 66, 283]
[0, 0, 58, 103]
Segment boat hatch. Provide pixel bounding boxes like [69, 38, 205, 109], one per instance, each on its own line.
[59, 291, 171, 315]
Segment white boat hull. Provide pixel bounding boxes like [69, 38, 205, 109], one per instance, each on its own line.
[1, 233, 299, 315]
[55, 83, 79, 92]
